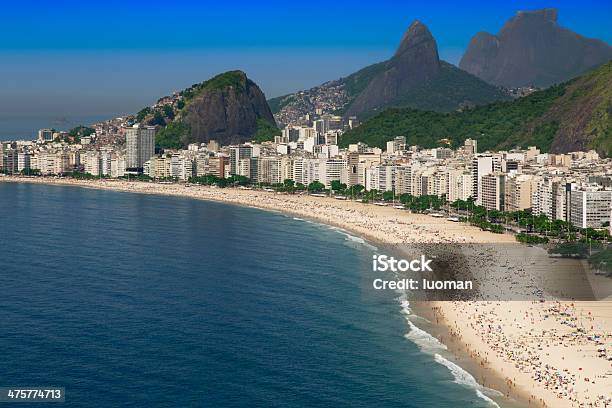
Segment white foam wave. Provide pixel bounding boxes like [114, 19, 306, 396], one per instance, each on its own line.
[404, 320, 448, 353]
[329, 226, 378, 251]
[396, 293, 411, 315]
[396, 273, 498, 406]
[434, 354, 502, 407]
[292, 217, 304, 221]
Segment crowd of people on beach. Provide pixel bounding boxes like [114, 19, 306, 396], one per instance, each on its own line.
[432, 301, 610, 408]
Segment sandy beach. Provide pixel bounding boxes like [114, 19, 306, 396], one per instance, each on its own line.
[0, 176, 515, 245]
[2, 176, 610, 408]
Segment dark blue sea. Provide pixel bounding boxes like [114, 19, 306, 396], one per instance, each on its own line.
[0, 183, 509, 407]
[0, 115, 111, 141]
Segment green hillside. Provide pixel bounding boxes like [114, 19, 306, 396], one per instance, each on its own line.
[340, 61, 612, 156]
[386, 62, 511, 112]
[268, 61, 508, 116]
[342, 61, 387, 101]
[267, 61, 387, 115]
[268, 93, 295, 114]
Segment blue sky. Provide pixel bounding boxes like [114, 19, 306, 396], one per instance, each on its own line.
[0, 0, 610, 118]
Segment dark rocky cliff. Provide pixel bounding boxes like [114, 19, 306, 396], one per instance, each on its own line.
[459, 8, 612, 88]
[179, 71, 276, 145]
[346, 21, 441, 116]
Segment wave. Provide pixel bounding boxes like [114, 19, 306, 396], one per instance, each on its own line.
[396, 270, 500, 407]
[327, 226, 378, 251]
[399, 293, 447, 353]
[434, 354, 502, 407]
[287, 214, 378, 250]
[404, 320, 448, 353]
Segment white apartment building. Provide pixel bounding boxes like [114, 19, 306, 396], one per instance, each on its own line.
[110, 154, 126, 178]
[364, 166, 396, 192]
[447, 169, 472, 201]
[480, 173, 506, 211]
[170, 154, 194, 181]
[472, 155, 500, 205]
[257, 156, 283, 185]
[321, 159, 347, 189]
[84, 151, 102, 176]
[229, 146, 252, 175]
[569, 189, 612, 229]
[395, 166, 413, 195]
[17, 152, 31, 172]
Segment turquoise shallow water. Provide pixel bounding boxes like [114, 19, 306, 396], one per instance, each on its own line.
[0, 182, 506, 407]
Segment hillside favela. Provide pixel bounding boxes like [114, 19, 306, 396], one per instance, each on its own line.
[1, 4, 611, 408]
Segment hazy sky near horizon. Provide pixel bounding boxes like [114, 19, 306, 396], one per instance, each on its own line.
[0, 0, 610, 118]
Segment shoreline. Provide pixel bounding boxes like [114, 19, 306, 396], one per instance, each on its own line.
[2, 176, 610, 408]
[0, 176, 517, 246]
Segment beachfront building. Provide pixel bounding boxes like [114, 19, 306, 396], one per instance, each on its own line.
[17, 152, 31, 173]
[569, 188, 612, 228]
[394, 166, 413, 195]
[365, 165, 400, 192]
[257, 156, 284, 185]
[472, 155, 498, 205]
[292, 157, 322, 186]
[480, 173, 506, 211]
[36, 151, 70, 175]
[320, 158, 347, 189]
[126, 125, 155, 171]
[346, 152, 382, 187]
[84, 151, 102, 176]
[447, 168, 473, 202]
[504, 174, 536, 212]
[2, 148, 18, 174]
[207, 156, 227, 178]
[169, 154, 195, 181]
[110, 154, 126, 178]
[229, 145, 253, 176]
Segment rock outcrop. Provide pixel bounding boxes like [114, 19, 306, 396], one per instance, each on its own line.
[459, 8, 612, 88]
[346, 21, 441, 116]
[180, 71, 276, 146]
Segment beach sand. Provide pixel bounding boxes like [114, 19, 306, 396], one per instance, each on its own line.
[2, 176, 610, 408]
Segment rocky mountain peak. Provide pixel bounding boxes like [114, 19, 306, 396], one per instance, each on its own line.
[460, 8, 612, 88]
[394, 20, 437, 57]
[346, 20, 442, 117]
[515, 8, 558, 23]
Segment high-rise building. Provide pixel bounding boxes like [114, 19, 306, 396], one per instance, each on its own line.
[472, 155, 501, 205]
[2, 148, 18, 174]
[257, 156, 282, 185]
[481, 173, 506, 211]
[37, 129, 54, 142]
[229, 146, 253, 175]
[321, 159, 347, 189]
[17, 152, 31, 173]
[504, 174, 535, 212]
[569, 189, 612, 229]
[126, 125, 156, 170]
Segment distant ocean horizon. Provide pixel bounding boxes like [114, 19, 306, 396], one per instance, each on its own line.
[0, 115, 116, 141]
[0, 182, 515, 407]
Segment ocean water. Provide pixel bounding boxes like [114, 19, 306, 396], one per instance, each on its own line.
[0, 115, 111, 141]
[0, 183, 506, 407]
